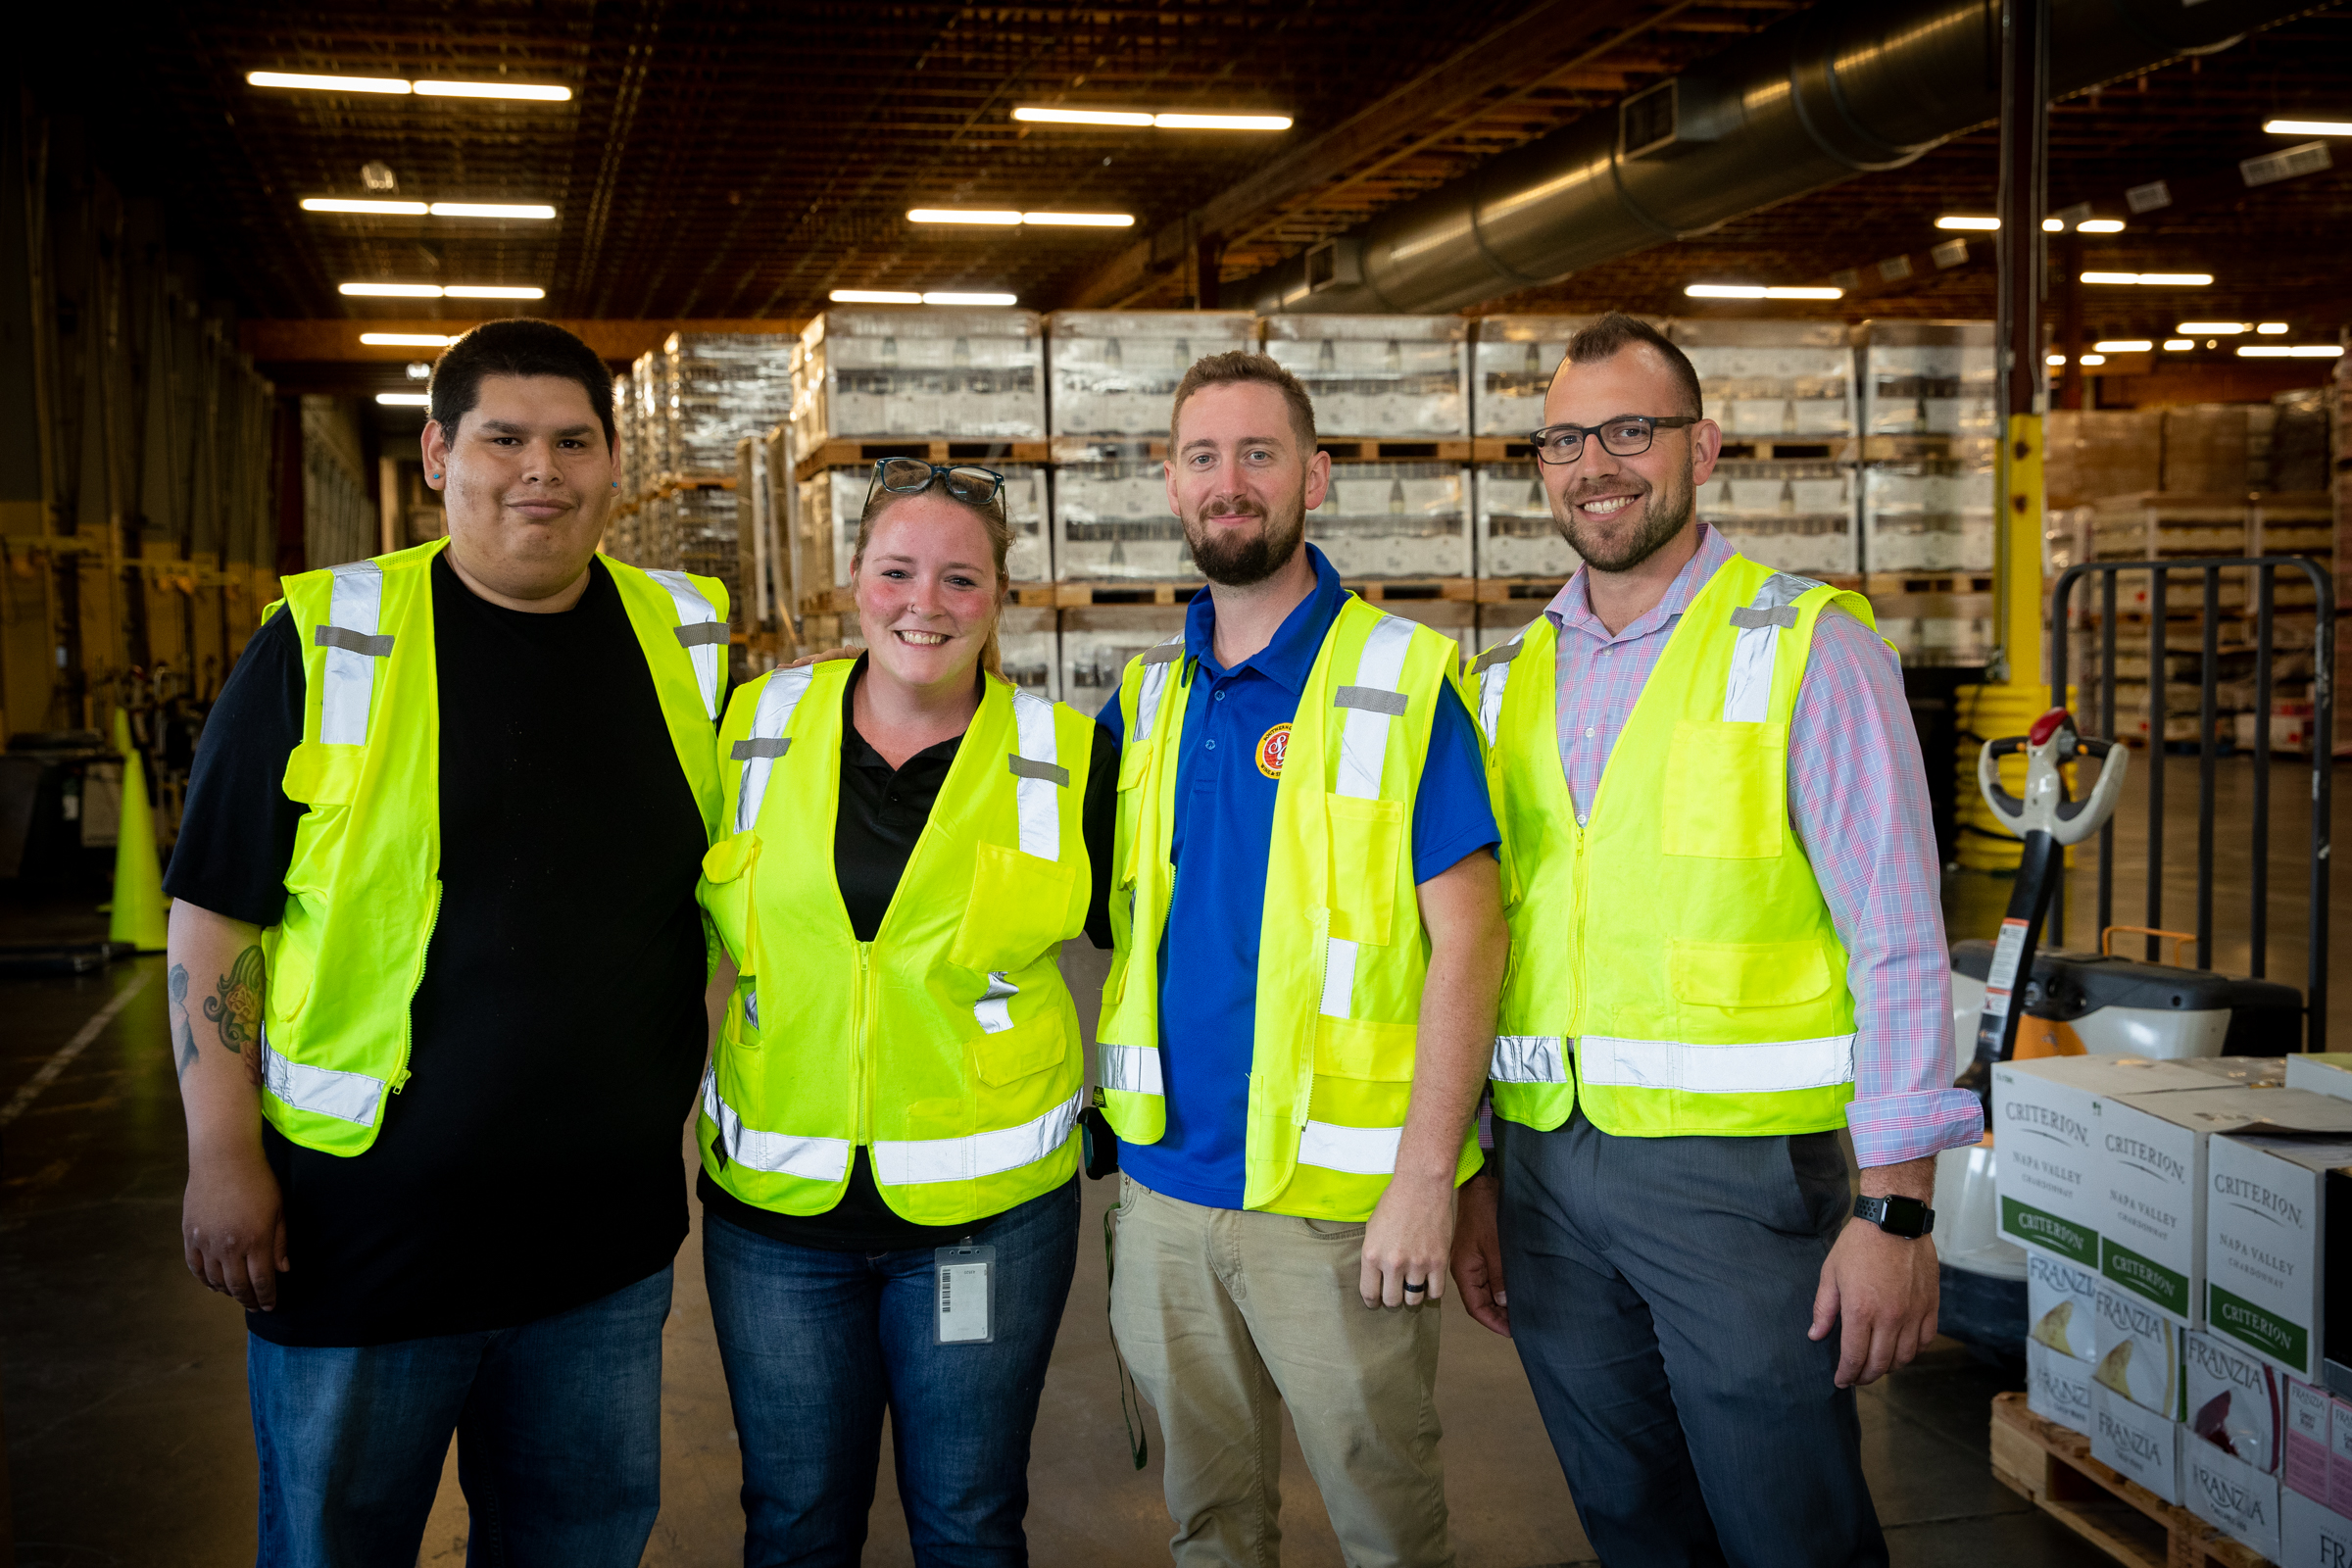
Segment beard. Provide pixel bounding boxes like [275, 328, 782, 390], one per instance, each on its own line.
[1553, 464, 1694, 573]
[1184, 491, 1308, 588]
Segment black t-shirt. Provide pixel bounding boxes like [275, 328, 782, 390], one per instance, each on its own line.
[695, 657, 1116, 1252]
[165, 556, 712, 1347]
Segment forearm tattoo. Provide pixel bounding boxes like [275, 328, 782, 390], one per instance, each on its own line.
[169, 963, 198, 1081]
[201, 946, 265, 1058]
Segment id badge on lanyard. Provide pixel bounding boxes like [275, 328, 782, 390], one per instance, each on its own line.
[935, 1244, 997, 1345]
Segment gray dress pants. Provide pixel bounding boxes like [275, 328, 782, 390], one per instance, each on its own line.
[1499, 1105, 1888, 1568]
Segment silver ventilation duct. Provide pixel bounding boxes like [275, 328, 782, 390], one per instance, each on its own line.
[1241, 0, 2312, 316]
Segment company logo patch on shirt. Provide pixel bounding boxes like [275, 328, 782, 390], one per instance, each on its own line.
[1255, 723, 1291, 779]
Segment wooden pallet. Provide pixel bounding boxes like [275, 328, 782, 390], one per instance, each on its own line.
[1315, 437, 1475, 463]
[1988, 1394, 2270, 1568]
[1861, 433, 2000, 464]
[1715, 436, 1860, 463]
[792, 437, 1051, 482]
[1867, 571, 1997, 597]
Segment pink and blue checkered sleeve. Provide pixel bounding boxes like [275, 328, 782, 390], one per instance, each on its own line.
[1789, 610, 1985, 1167]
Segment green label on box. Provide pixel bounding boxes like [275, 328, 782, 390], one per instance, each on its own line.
[2101, 1241, 2189, 1317]
[2209, 1284, 2308, 1372]
[2001, 1197, 2096, 1266]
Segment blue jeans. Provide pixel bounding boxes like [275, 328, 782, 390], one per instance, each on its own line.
[247, 1266, 672, 1568]
[703, 1179, 1081, 1568]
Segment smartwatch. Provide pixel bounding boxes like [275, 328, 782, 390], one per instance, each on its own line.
[1853, 1194, 1935, 1239]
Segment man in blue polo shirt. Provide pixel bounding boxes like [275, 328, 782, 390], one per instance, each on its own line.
[1096, 350, 1504, 1568]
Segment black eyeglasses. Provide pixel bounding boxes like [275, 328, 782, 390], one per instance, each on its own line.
[1527, 416, 1700, 465]
[864, 458, 1005, 510]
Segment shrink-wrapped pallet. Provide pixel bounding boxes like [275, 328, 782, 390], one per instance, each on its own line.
[1308, 464, 1472, 578]
[1261, 315, 1469, 437]
[1047, 311, 1256, 437]
[792, 309, 1045, 449]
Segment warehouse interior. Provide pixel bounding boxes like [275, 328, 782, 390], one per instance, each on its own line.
[5, 1, 2352, 1564]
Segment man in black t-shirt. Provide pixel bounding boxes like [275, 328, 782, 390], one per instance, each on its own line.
[166, 320, 722, 1567]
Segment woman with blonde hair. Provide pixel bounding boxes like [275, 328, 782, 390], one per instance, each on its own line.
[695, 459, 1115, 1565]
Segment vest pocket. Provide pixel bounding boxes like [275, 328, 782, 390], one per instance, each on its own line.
[1325, 793, 1402, 945]
[1669, 939, 1833, 1010]
[1660, 719, 1787, 859]
[281, 741, 362, 807]
[1313, 1014, 1418, 1082]
[949, 842, 1079, 974]
[974, 1010, 1070, 1086]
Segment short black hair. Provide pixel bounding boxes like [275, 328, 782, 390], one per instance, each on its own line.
[428, 318, 615, 449]
[1562, 313, 1704, 419]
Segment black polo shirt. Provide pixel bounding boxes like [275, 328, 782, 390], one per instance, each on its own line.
[695, 656, 1115, 1252]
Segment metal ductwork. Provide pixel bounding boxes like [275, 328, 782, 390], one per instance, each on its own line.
[1241, 0, 2311, 316]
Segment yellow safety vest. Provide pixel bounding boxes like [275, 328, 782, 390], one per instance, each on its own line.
[1098, 595, 1482, 1220]
[260, 538, 730, 1155]
[697, 662, 1095, 1227]
[1475, 552, 1873, 1137]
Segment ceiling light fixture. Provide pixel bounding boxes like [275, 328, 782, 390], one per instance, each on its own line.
[2256, 321, 2289, 334]
[907, 208, 1137, 228]
[922, 291, 1018, 306]
[908, 209, 1023, 225]
[249, 71, 410, 94]
[2041, 218, 2065, 232]
[443, 284, 545, 299]
[2163, 338, 2193, 351]
[2079, 354, 2107, 367]
[428, 202, 557, 220]
[2237, 344, 2343, 358]
[360, 332, 458, 347]
[1010, 106, 1290, 130]
[375, 392, 433, 406]
[1020, 212, 1135, 226]
[303, 197, 429, 215]
[340, 281, 445, 297]
[2177, 320, 2249, 333]
[2046, 354, 2068, 367]
[2078, 219, 2126, 233]
[829, 289, 924, 305]
[2092, 340, 2153, 353]
[1684, 283, 1843, 300]
[2264, 118, 2352, 136]
[1935, 216, 2001, 230]
[2082, 271, 2213, 285]
[413, 79, 571, 102]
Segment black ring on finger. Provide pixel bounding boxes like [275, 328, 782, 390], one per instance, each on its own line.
[1402, 1280, 1427, 1296]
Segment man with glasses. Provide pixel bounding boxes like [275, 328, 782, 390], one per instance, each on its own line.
[1448, 314, 1982, 1565]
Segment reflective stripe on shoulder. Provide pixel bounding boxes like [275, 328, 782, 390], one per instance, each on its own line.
[1097, 1042, 1163, 1097]
[735, 667, 816, 833]
[646, 568, 725, 720]
[1134, 635, 1186, 743]
[1491, 1035, 1569, 1085]
[1722, 572, 1820, 724]
[870, 1089, 1082, 1187]
[1008, 687, 1062, 861]
[262, 1041, 386, 1127]
[703, 1066, 854, 1181]
[318, 561, 387, 746]
[1297, 1118, 1401, 1177]
[1576, 1033, 1856, 1095]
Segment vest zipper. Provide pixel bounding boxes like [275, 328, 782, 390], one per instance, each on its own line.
[853, 942, 874, 1148]
[393, 880, 445, 1093]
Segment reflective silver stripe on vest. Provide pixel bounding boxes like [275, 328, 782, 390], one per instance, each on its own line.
[735, 667, 816, 833]
[1722, 572, 1820, 725]
[1097, 1042, 1164, 1096]
[975, 971, 1019, 1035]
[702, 1066, 854, 1181]
[1009, 687, 1062, 861]
[1322, 613, 1416, 1022]
[870, 1088, 1082, 1187]
[1135, 636, 1185, 742]
[646, 568, 724, 720]
[1472, 633, 1524, 744]
[1577, 1033, 1857, 1095]
[1491, 1034, 1570, 1085]
[318, 561, 387, 746]
[1298, 1118, 1402, 1176]
[261, 1037, 386, 1126]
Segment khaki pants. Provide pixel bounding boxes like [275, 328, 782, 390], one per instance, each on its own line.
[1107, 1174, 1455, 1568]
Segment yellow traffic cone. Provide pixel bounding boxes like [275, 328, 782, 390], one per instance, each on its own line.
[109, 709, 170, 953]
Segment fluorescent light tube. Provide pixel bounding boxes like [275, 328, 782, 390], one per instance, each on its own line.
[303, 198, 429, 215]
[1936, 216, 2001, 230]
[2082, 272, 2212, 285]
[360, 333, 457, 347]
[341, 282, 444, 297]
[376, 392, 433, 406]
[1764, 286, 1843, 300]
[2041, 218, 2065, 231]
[1020, 212, 1135, 226]
[442, 285, 545, 299]
[2163, 339, 2193, 350]
[830, 290, 924, 305]
[907, 209, 1024, 225]
[428, 203, 557, 220]
[2078, 219, 2125, 233]
[2092, 340, 2153, 353]
[2264, 119, 2352, 136]
[2078, 354, 2106, 367]
[1682, 283, 1841, 299]
[2046, 354, 2068, 367]
[2237, 344, 2342, 358]
[413, 80, 570, 102]
[249, 71, 410, 94]
[2177, 321, 2248, 333]
[1153, 113, 1292, 130]
[2256, 322, 2288, 334]
[1012, 107, 1154, 127]
[921, 292, 1018, 307]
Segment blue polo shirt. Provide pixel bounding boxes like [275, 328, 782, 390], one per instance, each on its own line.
[1094, 545, 1499, 1210]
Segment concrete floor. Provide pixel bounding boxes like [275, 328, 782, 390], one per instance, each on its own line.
[13, 746, 2337, 1566]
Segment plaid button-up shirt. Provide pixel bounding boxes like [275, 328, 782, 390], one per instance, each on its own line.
[1540, 524, 1984, 1167]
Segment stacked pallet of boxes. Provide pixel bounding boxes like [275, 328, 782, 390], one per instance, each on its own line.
[1994, 1054, 2352, 1559]
[792, 308, 1049, 651]
[1468, 316, 1587, 656]
[1676, 318, 1862, 583]
[660, 333, 794, 631]
[1262, 315, 1478, 661]
[1853, 320, 1996, 662]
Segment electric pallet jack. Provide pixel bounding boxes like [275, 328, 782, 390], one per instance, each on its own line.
[1931, 708, 2307, 1352]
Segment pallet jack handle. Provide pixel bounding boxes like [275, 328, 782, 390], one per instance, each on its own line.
[1955, 709, 2130, 1111]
